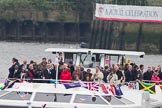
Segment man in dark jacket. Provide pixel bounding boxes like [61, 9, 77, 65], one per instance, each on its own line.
[115, 65, 124, 83]
[102, 65, 110, 83]
[132, 65, 138, 81]
[42, 64, 56, 79]
[124, 65, 133, 82]
[137, 64, 144, 80]
[143, 66, 153, 81]
[8, 58, 19, 78]
[68, 61, 75, 75]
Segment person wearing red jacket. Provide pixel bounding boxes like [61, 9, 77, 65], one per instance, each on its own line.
[59, 64, 72, 83]
[151, 72, 161, 84]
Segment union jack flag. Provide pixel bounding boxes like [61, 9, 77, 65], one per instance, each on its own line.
[100, 84, 115, 95]
[80, 82, 99, 91]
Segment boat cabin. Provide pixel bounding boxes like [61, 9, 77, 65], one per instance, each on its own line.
[45, 48, 145, 69]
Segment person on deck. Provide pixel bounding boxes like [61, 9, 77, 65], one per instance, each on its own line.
[47, 59, 54, 70]
[27, 64, 35, 79]
[8, 58, 20, 78]
[84, 69, 92, 81]
[20, 59, 29, 79]
[151, 65, 156, 73]
[124, 65, 133, 82]
[59, 64, 72, 83]
[13, 65, 21, 78]
[85, 75, 92, 82]
[143, 66, 153, 81]
[68, 61, 75, 75]
[39, 57, 47, 70]
[107, 70, 118, 84]
[20, 59, 29, 73]
[42, 64, 56, 79]
[114, 64, 124, 83]
[35, 64, 43, 79]
[102, 65, 110, 83]
[91, 66, 103, 83]
[157, 65, 162, 80]
[151, 71, 160, 83]
[137, 64, 144, 81]
[132, 65, 138, 81]
[72, 66, 82, 80]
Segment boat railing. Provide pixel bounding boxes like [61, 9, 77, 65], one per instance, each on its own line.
[7, 78, 99, 84]
[142, 80, 162, 84]
[4, 78, 162, 85]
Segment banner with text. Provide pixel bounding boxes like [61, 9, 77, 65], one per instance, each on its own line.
[95, 4, 162, 23]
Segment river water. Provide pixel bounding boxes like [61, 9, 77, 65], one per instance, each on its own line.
[0, 41, 162, 81]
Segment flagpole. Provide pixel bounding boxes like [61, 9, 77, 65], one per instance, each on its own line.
[55, 52, 59, 85]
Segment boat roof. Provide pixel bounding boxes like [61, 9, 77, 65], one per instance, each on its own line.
[45, 48, 145, 57]
[0, 82, 161, 108]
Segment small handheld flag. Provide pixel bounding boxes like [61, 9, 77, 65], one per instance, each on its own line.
[63, 83, 81, 89]
[100, 84, 115, 95]
[0, 80, 16, 90]
[114, 84, 123, 96]
[81, 82, 99, 91]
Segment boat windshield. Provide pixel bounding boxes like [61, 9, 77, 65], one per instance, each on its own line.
[34, 92, 72, 103]
[0, 91, 8, 96]
[74, 94, 107, 105]
[102, 96, 134, 105]
[0, 91, 32, 100]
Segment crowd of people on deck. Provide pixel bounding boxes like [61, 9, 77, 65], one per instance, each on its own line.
[8, 57, 162, 84]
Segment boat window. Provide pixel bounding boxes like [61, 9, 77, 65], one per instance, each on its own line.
[64, 53, 76, 64]
[34, 93, 72, 103]
[109, 56, 118, 66]
[74, 94, 107, 105]
[148, 98, 158, 103]
[0, 91, 32, 100]
[115, 96, 135, 104]
[102, 96, 134, 105]
[0, 91, 9, 96]
[0, 106, 27, 108]
[80, 54, 100, 68]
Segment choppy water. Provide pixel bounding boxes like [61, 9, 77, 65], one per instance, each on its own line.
[0, 41, 162, 81]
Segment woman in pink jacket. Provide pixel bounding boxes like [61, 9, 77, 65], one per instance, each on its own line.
[151, 72, 161, 84]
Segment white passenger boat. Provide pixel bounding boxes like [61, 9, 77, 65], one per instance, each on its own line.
[0, 48, 161, 108]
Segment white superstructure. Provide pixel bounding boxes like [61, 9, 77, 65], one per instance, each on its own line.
[45, 48, 145, 71]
